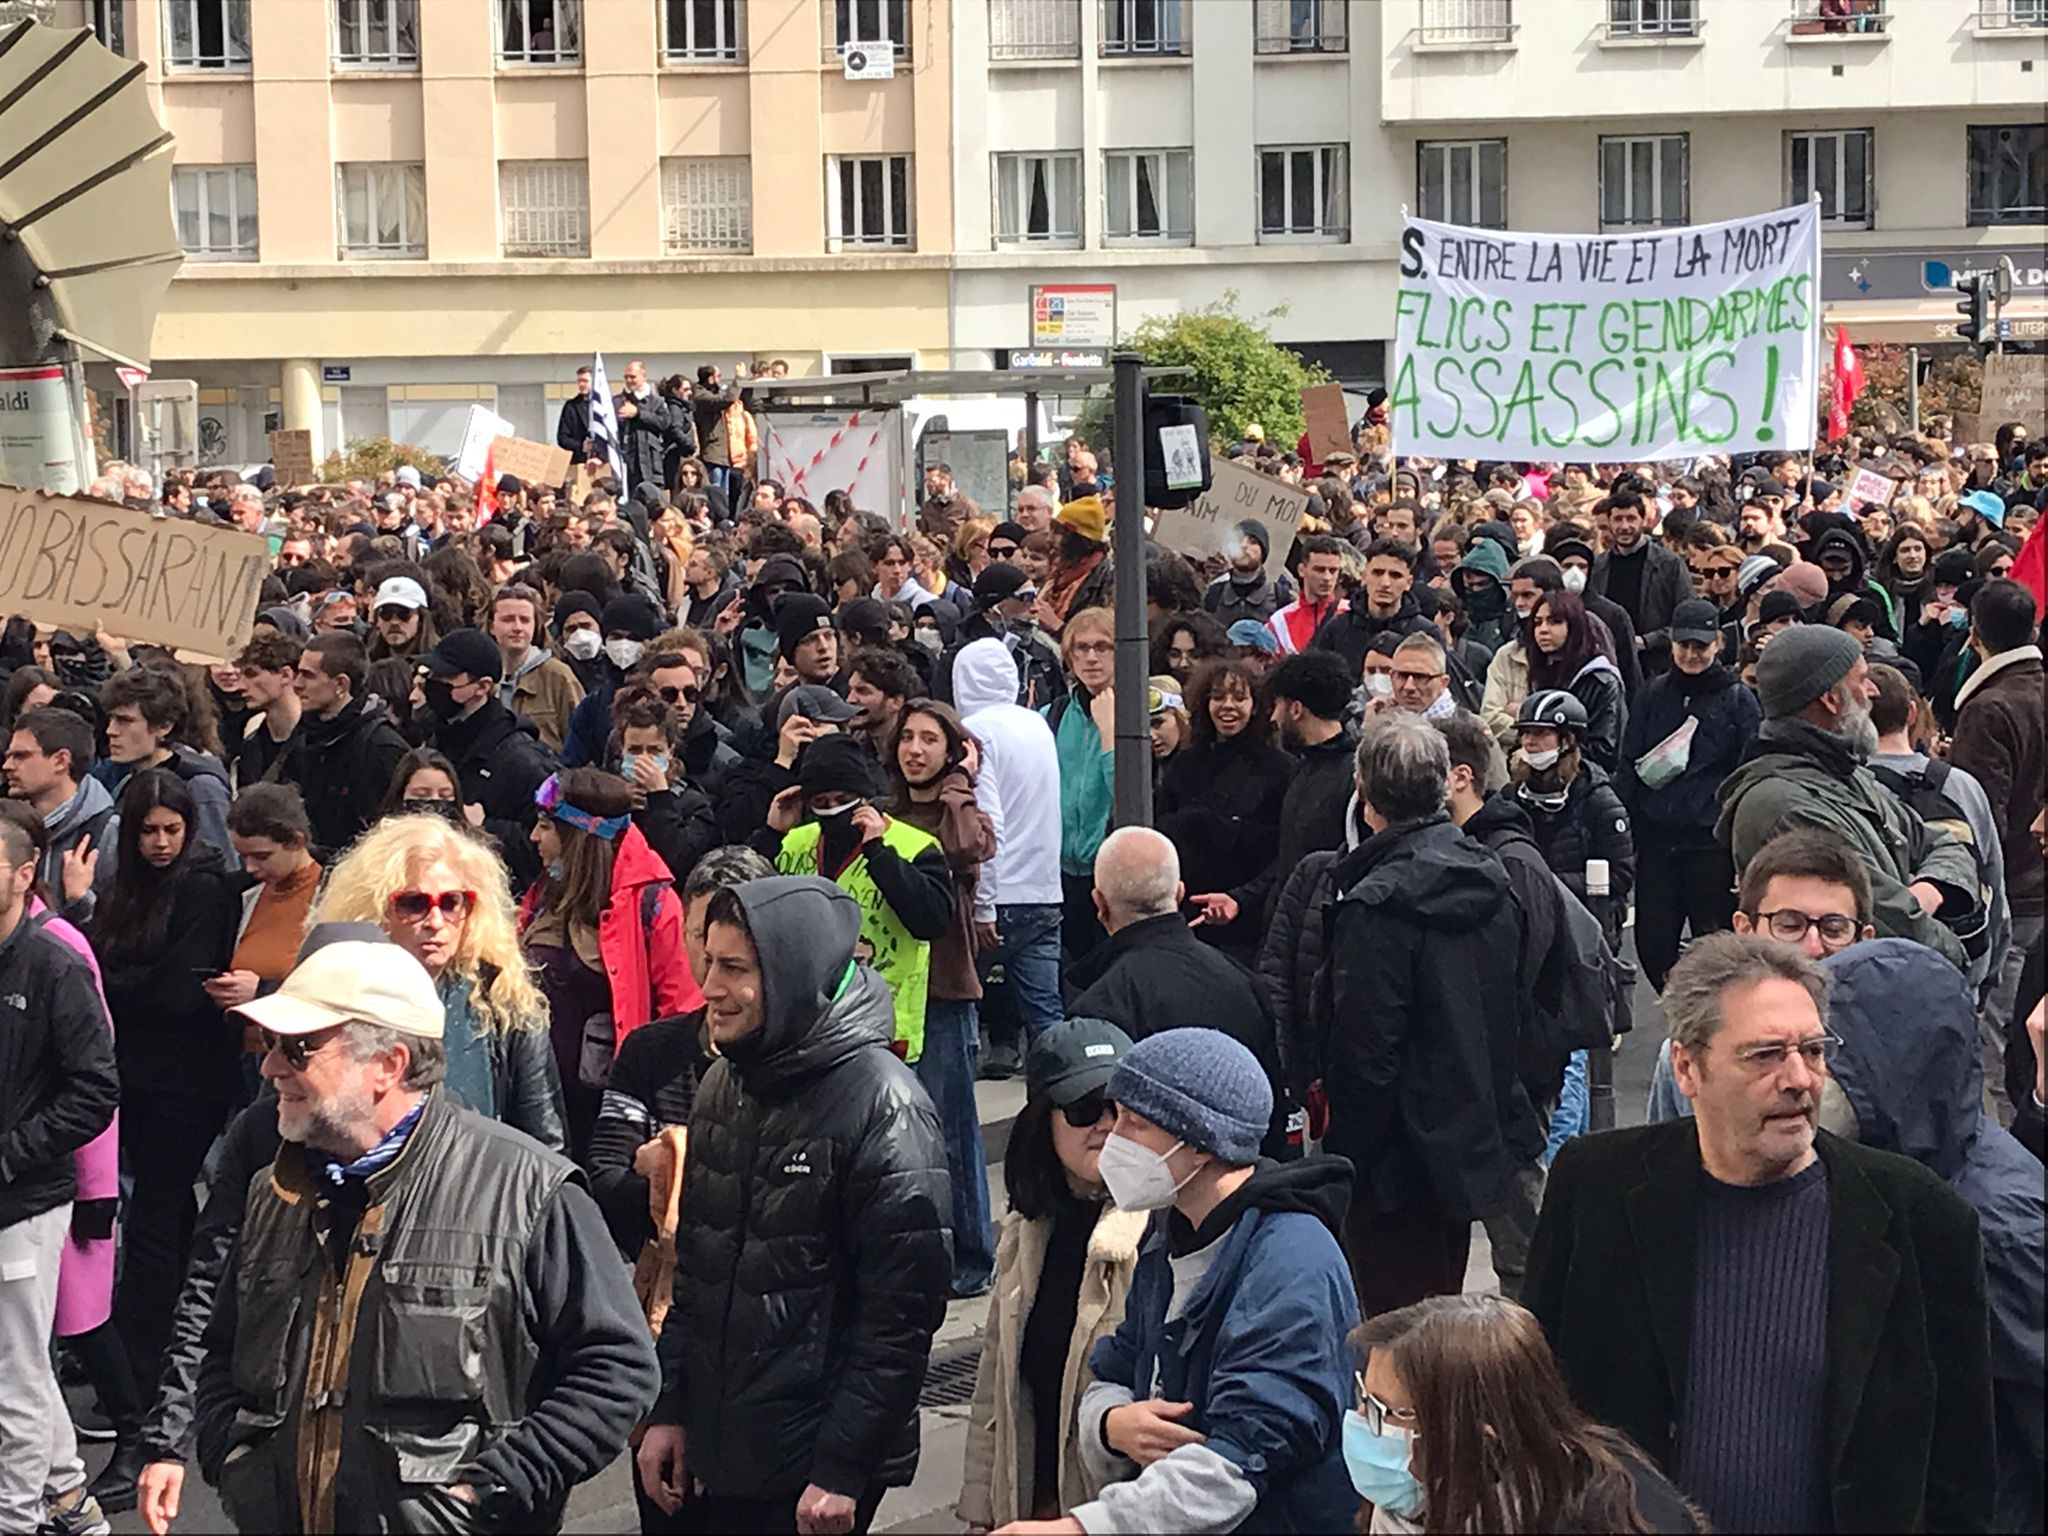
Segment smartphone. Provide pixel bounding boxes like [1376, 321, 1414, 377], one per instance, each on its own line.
[190, 967, 220, 981]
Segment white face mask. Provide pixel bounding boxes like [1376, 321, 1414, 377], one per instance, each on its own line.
[563, 628, 603, 662]
[605, 637, 646, 670]
[1512, 602, 1534, 620]
[1522, 746, 1561, 772]
[1097, 1132, 1194, 1212]
[1561, 566, 1588, 594]
[1364, 673, 1394, 699]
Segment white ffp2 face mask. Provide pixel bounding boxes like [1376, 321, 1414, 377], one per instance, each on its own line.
[605, 637, 646, 670]
[1523, 746, 1562, 772]
[563, 629, 603, 662]
[1561, 566, 1588, 594]
[1097, 1132, 1194, 1212]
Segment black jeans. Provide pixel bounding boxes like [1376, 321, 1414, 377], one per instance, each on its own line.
[114, 1092, 230, 1387]
[679, 1485, 884, 1535]
[1634, 838, 1736, 993]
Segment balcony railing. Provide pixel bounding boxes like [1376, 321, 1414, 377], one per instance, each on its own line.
[1788, 0, 1889, 35]
[989, 0, 1079, 59]
[1418, 0, 1515, 46]
[1976, 0, 2048, 26]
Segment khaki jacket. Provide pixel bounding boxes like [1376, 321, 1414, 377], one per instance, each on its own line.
[958, 1203, 1147, 1529]
[509, 653, 585, 754]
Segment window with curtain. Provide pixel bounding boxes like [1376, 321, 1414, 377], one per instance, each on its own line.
[1418, 139, 1507, 228]
[1104, 149, 1192, 241]
[829, 156, 913, 248]
[994, 153, 1082, 245]
[172, 165, 258, 259]
[499, 0, 581, 63]
[334, 0, 418, 64]
[1258, 144, 1347, 239]
[163, 0, 250, 67]
[1786, 129, 1872, 228]
[1598, 134, 1688, 229]
[336, 163, 428, 258]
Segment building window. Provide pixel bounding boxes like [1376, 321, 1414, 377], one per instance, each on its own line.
[1787, 129, 1872, 228]
[1104, 148, 1192, 242]
[664, 0, 743, 61]
[1968, 123, 2046, 225]
[989, 0, 1079, 59]
[1606, 0, 1697, 36]
[1978, 0, 2048, 27]
[661, 157, 752, 251]
[499, 0, 579, 63]
[1419, 0, 1513, 44]
[1254, 0, 1346, 52]
[1102, 0, 1184, 55]
[829, 0, 909, 57]
[1599, 134, 1688, 228]
[91, 0, 125, 54]
[1259, 144, 1348, 240]
[163, 0, 250, 68]
[994, 153, 1082, 246]
[1418, 139, 1506, 228]
[1790, 0, 1890, 34]
[172, 164, 257, 260]
[334, 0, 418, 66]
[828, 156, 913, 248]
[500, 161, 591, 254]
[337, 163, 427, 258]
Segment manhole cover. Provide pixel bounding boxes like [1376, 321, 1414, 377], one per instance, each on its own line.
[919, 1337, 982, 1408]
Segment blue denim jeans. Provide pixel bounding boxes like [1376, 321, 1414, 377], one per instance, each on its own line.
[916, 999, 996, 1296]
[1543, 1050, 1590, 1166]
[978, 902, 1064, 1051]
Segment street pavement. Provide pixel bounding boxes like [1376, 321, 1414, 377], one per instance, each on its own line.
[99, 970, 1665, 1535]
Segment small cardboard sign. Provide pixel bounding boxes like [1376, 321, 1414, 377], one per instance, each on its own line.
[269, 428, 315, 487]
[1152, 456, 1310, 583]
[1300, 382, 1351, 464]
[488, 435, 572, 489]
[0, 483, 271, 662]
[1982, 352, 2047, 435]
[1847, 464, 1895, 510]
[570, 461, 599, 503]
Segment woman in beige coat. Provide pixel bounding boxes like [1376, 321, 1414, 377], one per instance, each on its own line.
[959, 1019, 1148, 1530]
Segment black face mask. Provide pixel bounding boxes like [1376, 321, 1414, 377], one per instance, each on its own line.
[1463, 583, 1507, 623]
[420, 677, 459, 722]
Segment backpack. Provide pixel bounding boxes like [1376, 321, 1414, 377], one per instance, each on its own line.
[1529, 877, 1637, 1062]
[1868, 758, 1992, 961]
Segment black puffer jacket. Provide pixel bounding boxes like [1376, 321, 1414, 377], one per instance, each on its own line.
[296, 695, 410, 861]
[1258, 846, 1341, 1095]
[1232, 726, 1357, 930]
[1515, 762, 1635, 941]
[1325, 817, 1534, 1222]
[435, 699, 558, 889]
[653, 877, 950, 1502]
[1613, 663, 1762, 847]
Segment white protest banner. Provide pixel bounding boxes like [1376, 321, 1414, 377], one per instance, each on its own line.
[454, 404, 515, 482]
[1392, 204, 1821, 462]
[1152, 456, 1309, 582]
[0, 484, 271, 661]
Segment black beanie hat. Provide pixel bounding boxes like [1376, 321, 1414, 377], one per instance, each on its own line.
[797, 732, 881, 800]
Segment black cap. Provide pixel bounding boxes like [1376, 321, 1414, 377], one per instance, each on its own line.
[1668, 599, 1721, 645]
[1547, 536, 1595, 567]
[1757, 590, 1806, 626]
[776, 593, 835, 659]
[1025, 1017, 1134, 1106]
[836, 596, 891, 641]
[420, 628, 504, 682]
[776, 684, 862, 728]
[972, 562, 1035, 607]
[601, 595, 665, 641]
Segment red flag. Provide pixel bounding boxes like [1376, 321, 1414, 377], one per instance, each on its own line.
[2009, 515, 2046, 621]
[1826, 326, 1865, 442]
[474, 444, 499, 526]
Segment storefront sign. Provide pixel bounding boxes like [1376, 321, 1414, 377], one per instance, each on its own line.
[1392, 204, 1821, 460]
[0, 365, 84, 494]
[1030, 285, 1117, 350]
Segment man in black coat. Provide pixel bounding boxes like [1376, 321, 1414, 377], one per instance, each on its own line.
[291, 631, 411, 862]
[1323, 713, 1534, 1317]
[1310, 536, 1440, 678]
[416, 629, 559, 890]
[556, 364, 595, 458]
[1589, 488, 1693, 676]
[613, 359, 679, 493]
[1527, 932, 1994, 1535]
[637, 876, 949, 1533]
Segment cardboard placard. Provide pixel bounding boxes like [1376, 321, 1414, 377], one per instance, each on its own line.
[1152, 456, 1310, 583]
[1981, 352, 2047, 435]
[570, 461, 598, 504]
[0, 484, 271, 662]
[1300, 382, 1352, 464]
[269, 428, 314, 488]
[488, 435, 572, 489]
[1847, 464, 1895, 510]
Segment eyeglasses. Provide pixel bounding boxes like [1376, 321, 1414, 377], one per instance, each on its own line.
[657, 683, 702, 706]
[260, 1028, 344, 1071]
[988, 543, 1019, 559]
[1354, 1375, 1420, 1436]
[389, 888, 477, 921]
[1060, 1090, 1113, 1129]
[1391, 669, 1444, 685]
[1720, 1033, 1844, 1073]
[1070, 641, 1114, 658]
[1753, 908, 1860, 948]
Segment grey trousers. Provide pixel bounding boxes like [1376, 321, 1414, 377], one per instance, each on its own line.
[0, 1203, 84, 1531]
[1984, 913, 2046, 1124]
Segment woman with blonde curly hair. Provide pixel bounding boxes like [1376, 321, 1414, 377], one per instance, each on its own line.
[308, 812, 566, 1152]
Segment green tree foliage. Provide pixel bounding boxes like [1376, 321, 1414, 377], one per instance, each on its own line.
[318, 437, 448, 483]
[1071, 294, 1330, 452]
[1822, 344, 1983, 439]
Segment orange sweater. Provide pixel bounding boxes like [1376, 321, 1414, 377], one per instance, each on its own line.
[230, 859, 323, 981]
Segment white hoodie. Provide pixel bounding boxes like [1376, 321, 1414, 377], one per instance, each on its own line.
[953, 638, 1064, 911]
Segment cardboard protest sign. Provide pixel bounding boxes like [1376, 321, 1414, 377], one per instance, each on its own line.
[269, 428, 314, 487]
[1392, 204, 1821, 462]
[570, 461, 598, 503]
[1300, 382, 1352, 463]
[488, 435, 572, 489]
[0, 484, 270, 661]
[1981, 353, 2047, 434]
[1152, 456, 1309, 583]
[1847, 464, 1895, 510]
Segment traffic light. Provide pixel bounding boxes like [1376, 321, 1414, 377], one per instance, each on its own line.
[1954, 273, 1991, 346]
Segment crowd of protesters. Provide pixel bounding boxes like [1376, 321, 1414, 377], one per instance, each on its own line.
[0, 362, 2042, 1536]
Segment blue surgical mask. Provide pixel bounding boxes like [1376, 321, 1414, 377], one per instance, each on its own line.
[1342, 1410, 1423, 1518]
[622, 750, 669, 780]
[1945, 605, 1969, 627]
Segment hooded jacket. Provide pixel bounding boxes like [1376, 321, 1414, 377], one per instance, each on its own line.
[1202, 567, 1290, 630]
[1516, 758, 1636, 934]
[1075, 1157, 1360, 1536]
[1809, 527, 1899, 637]
[1462, 792, 1574, 1104]
[1717, 718, 1980, 969]
[295, 695, 410, 861]
[37, 775, 114, 905]
[1456, 538, 1516, 656]
[1546, 653, 1627, 772]
[1326, 816, 1535, 1220]
[1234, 725, 1357, 929]
[652, 877, 951, 1501]
[954, 639, 1064, 907]
[1823, 938, 2043, 1533]
[435, 698, 559, 889]
[1614, 663, 1762, 844]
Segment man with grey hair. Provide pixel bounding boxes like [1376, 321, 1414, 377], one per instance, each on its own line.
[1014, 483, 1056, 534]
[1391, 632, 1510, 786]
[1066, 828, 1280, 1087]
[1322, 712, 1534, 1315]
[195, 941, 655, 1533]
[1527, 931, 1995, 1534]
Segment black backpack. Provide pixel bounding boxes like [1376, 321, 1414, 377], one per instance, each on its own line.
[1868, 757, 1993, 961]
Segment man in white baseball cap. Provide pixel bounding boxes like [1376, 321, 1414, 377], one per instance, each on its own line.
[190, 942, 655, 1533]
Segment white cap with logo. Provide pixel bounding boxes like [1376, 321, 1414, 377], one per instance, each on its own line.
[232, 941, 444, 1039]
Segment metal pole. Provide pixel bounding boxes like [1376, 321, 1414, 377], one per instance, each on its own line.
[1584, 859, 1619, 1132]
[1907, 346, 1920, 434]
[1110, 351, 1152, 830]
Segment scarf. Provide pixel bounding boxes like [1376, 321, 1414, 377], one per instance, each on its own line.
[316, 1100, 424, 1188]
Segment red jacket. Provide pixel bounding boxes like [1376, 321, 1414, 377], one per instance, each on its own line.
[521, 823, 700, 1049]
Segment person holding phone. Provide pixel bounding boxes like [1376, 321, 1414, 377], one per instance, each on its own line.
[204, 786, 323, 1029]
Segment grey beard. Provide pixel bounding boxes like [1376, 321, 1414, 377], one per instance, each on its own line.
[1836, 695, 1880, 761]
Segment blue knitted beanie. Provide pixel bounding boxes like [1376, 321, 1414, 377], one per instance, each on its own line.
[1108, 1027, 1272, 1163]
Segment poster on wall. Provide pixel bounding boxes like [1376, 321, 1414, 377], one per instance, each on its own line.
[761, 410, 907, 525]
[1391, 204, 1821, 461]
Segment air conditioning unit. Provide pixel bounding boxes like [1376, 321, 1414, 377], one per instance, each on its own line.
[841, 43, 894, 80]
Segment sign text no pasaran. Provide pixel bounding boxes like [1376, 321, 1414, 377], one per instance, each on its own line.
[1391, 205, 1821, 461]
